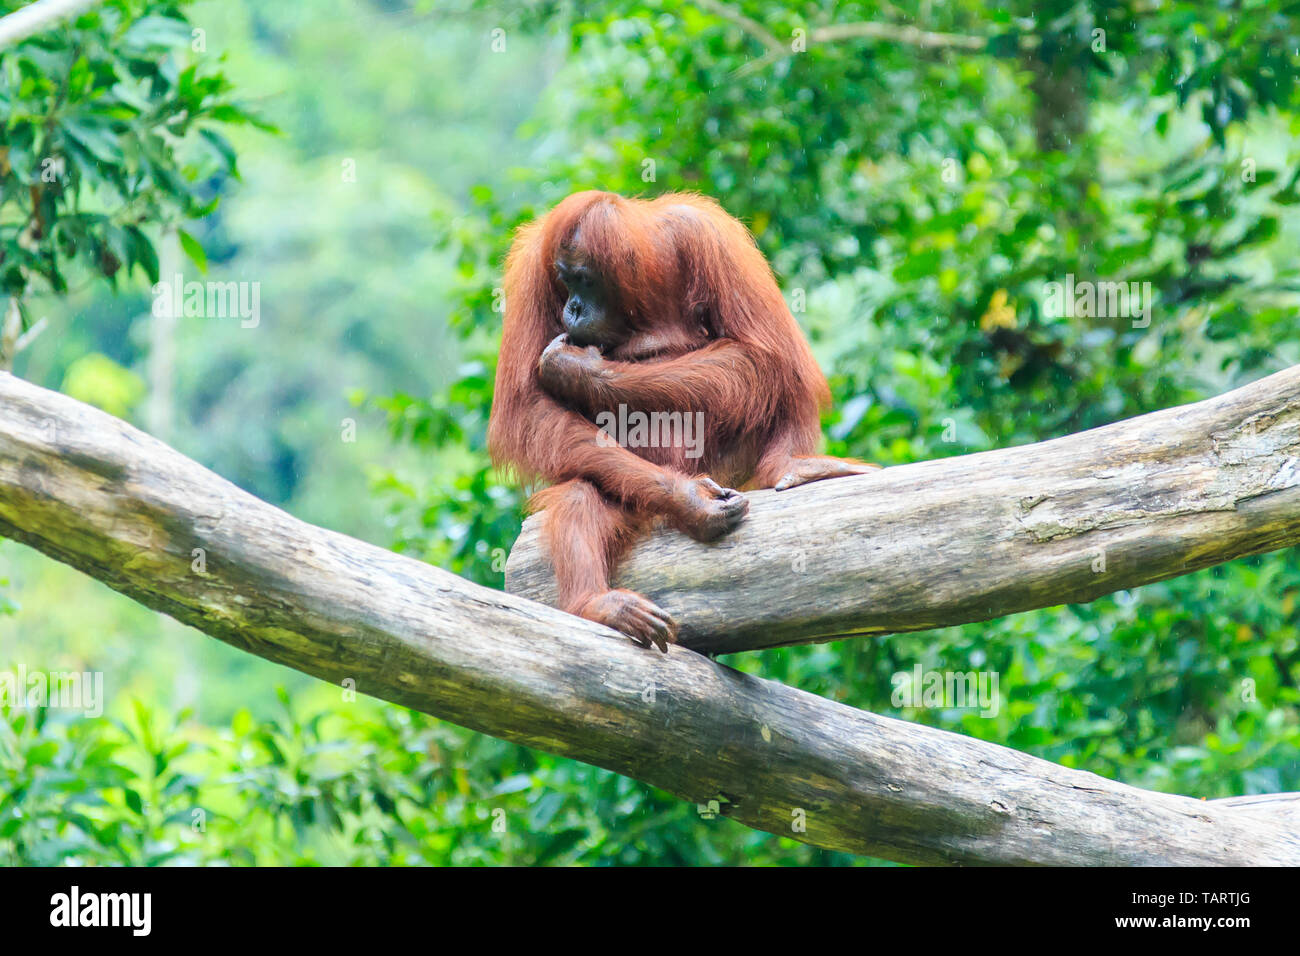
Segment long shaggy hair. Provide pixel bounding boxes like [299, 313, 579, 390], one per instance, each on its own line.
[488, 190, 828, 495]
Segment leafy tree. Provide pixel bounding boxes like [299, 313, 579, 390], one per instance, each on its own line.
[0, 0, 263, 367]
[4, 0, 1298, 866]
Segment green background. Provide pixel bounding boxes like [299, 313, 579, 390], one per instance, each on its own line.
[1, 0, 1298, 865]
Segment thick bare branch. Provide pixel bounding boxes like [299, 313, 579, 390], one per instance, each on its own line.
[0, 370, 1295, 864]
[0, 0, 103, 49]
[508, 365, 1300, 655]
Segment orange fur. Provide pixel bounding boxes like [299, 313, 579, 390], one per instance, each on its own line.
[488, 191, 835, 627]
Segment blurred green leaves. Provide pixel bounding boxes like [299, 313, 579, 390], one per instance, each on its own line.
[0, 0, 263, 324]
[1, 692, 822, 865]
[392, 0, 1300, 850]
[60, 350, 144, 416]
[5, 0, 1300, 866]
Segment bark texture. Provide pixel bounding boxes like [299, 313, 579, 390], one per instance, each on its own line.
[509, 365, 1300, 654]
[1, 370, 1296, 864]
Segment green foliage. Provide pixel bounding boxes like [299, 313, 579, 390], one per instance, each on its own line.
[376, 0, 1300, 862]
[5, 0, 1300, 866]
[0, 0, 261, 328]
[387, 2, 1300, 591]
[0, 692, 850, 865]
[60, 350, 144, 416]
[358, 370, 522, 586]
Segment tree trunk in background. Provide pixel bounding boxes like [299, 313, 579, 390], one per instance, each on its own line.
[1027, 44, 1089, 153]
[146, 230, 178, 443]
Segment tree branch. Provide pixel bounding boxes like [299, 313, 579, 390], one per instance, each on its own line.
[0, 370, 1296, 864]
[691, 1, 1028, 78]
[693, 0, 785, 56]
[0, 0, 103, 49]
[811, 20, 990, 51]
[508, 365, 1300, 655]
